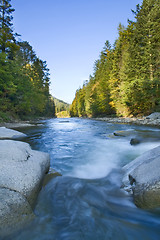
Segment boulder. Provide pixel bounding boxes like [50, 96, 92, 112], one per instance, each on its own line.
[122, 145, 160, 209]
[146, 112, 160, 120]
[0, 188, 34, 236]
[130, 138, 141, 145]
[0, 126, 27, 139]
[0, 140, 50, 236]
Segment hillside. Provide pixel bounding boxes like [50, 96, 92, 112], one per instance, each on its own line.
[53, 97, 70, 117]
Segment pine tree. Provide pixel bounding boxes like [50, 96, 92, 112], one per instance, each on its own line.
[109, 24, 131, 116]
[70, 0, 160, 117]
[95, 40, 114, 115]
[0, 0, 19, 57]
[16, 41, 36, 65]
[124, 0, 160, 115]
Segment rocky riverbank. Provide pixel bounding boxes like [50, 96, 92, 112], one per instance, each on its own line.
[0, 121, 40, 129]
[0, 116, 52, 129]
[95, 112, 160, 127]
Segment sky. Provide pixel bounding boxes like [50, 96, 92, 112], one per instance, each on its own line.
[12, 0, 142, 104]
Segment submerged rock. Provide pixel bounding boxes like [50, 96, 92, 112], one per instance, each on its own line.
[122, 146, 160, 209]
[113, 129, 160, 145]
[130, 138, 141, 145]
[114, 130, 135, 137]
[43, 168, 62, 187]
[59, 120, 70, 123]
[0, 140, 50, 236]
[0, 126, 27, 139]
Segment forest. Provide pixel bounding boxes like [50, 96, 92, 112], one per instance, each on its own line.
[0, 0, 55, 121]
[70, 0, 160, 118]
[53, 97, 70, 114]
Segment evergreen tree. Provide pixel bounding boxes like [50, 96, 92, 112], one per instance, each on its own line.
[0, 0, 19, 57]
[70, 0, 160, 118]
[0, 0, 55, 119]
[122, 0, 160, 115]
[94, 40, 114, 116]
[16, 41, 36, 65]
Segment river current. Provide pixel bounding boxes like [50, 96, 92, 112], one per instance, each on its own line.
[9, 118, 160, 240]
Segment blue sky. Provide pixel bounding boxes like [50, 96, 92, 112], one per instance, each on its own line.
[12, 0, 142, 104]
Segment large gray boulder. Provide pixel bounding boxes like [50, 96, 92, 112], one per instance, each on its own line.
[0, 140, 50, 236]
[0, 188, 34, 236]
[0, 126, 27, 139]
[122, 146, 160, 209]
[146, 112, 160, 120]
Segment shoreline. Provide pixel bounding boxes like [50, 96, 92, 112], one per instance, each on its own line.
[0, 115, 160, 129]
[0, 121, 36, 129]
[93, 116, 160, 127]
[0, 117, 52, 129]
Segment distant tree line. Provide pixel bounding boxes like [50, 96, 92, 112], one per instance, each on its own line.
[0, 0, 55, 120]
[53, 97, 70, 114]
[70, 0, 160, 118]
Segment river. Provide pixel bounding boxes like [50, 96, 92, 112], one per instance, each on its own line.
[9, 118, 160, 240]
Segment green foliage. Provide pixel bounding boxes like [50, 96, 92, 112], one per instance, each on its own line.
[70, 0, 160, 118]
[53, 97, 70, 113]
[56, 111, 70, 118]
[53, 97, 70, 118]
[0, 0, 19, 57]
[0, 111, 11, 122]
[0, 0, 55, 120]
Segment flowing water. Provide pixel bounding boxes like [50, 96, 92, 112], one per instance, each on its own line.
[7, 118, 160, 240]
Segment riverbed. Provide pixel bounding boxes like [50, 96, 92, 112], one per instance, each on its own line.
[7, 118, 160, 240]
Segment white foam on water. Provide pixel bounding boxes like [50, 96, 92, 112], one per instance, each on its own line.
[71, 138, 124, 179]
[71, 138, 160, 179]
[72, 156, 117, 179]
